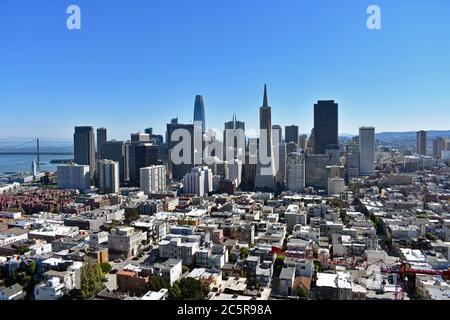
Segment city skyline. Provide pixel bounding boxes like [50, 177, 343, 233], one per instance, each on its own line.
[1, 0, 450, 140]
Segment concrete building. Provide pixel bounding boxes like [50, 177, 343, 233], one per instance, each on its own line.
[158, 237, 199, 265]
[226, 158, 242, 186]
[140, 165, 166, 195]
[328, 178, 346, 196]
[98, 159, 119, 194]
[305, 154, 329, 189]
[345, 144, 360, 179]
[57, 164, 90, 191]
[108, 227, 147, 258]
[183, 166, 212, 196]
[285, 204, 307, 232]
[286, 151, 306, 193]
[359, 127, 375, 176]
[34, 277, 65, 300]
[432, 137, 447, 159]
[416, 130, 428, 155]
[152, 259, 182, 286]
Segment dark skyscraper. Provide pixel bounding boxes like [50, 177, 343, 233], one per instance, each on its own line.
[102, 140, 128, 183]
[285, 125, 299, 145]
[96, 127, 107, 159]
[128, 132, 151, 184]
[132, 143, 159, 185]
[313, 100, 338, 154]
[167, 118, 194, 180]
[74, 126, 96, 178]
[193, 95, 206, 134]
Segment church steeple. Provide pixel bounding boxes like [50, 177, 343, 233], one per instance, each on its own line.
[263, 84, 269, 107]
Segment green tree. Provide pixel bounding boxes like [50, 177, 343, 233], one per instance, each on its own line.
[99, 262, 112, 274]
[147, 276, 169, 291]
[228, 254, 237, 264]
[273, 255, 285, 278]
[425, 232, 438, 242]
[80, 259, 105, 299]
[296, 286, 309, 298]
[168, 283, 182, 300]
[124, 208, 140, 225]
[239, 247, 250, 259]
[168, 278, 205, 300]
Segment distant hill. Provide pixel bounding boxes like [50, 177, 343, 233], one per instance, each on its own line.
[375, 130, 450, 141]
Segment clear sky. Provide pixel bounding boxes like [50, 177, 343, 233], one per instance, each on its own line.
[1, 0, 450, 141]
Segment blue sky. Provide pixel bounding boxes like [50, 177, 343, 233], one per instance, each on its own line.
[1, 0, 450, 141]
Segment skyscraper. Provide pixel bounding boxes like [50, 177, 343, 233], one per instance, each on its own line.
[129, 132, 151, 185]
[166, 118, 195, 180]
[98, 159, 120, 194]
[286, 151, 306, 193]
[183, 166, 212, 197]
[254, 84, 276, 191]
[359, 127, 375, 176]
[194, 95, 206, 134]
[224, 114, 245, 161]
[132, 143, 159, 186]
[433, 137, 447, 159]
[345, 144, 360, 179]
[101, 140, 128, 183]
[74, 126, 96, 178]
[57, 164, 90, 191]
[140, 165, 166, 195]
[416, 130, 427, 155]
[96, 127, 107, 159]
[313, 101, 338, 154]
[285, 125, 299, 145]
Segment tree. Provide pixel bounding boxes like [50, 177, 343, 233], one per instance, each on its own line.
[5, 260, 38, 295]
[168, 278, 205, 300]
[80, 259, 105, 299]
[229, 254, 237, 264]
[147, 276, 169, 292]
[239, 247, 249, 259]
[273, 255, 285, 278]
[15, 246, 31, 255]
[99, 262, 112, 274]
[124, 208, 140, 225]
[168, 283, 182, 300]
[425, 232, 438, 242]
[296, 286, 309, 299]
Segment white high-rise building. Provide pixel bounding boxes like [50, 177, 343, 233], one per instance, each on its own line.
[57, 164, 90, 191]
[286, 151, 306, 193]
[140, 165, 166, 195]
[226, 158, 242, 186]
[183, 166, 212, 196]
[359, 127, 375, 176]
[31, 160, 37, 177]
[255, 85, 276, 192]
[98, 159, 120, 194]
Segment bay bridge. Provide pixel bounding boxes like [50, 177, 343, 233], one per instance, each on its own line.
[0, 139, 73, 164]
